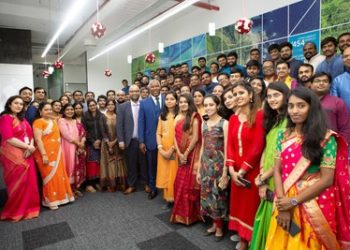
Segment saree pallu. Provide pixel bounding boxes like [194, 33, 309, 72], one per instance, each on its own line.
[251, 121, 287, 250]
[74, 122, 86, 190]
[170, 113, 202, 225]
[33, 119, 74, 207]
[0, 115, 40, 221]
[266, 131, 350, 250]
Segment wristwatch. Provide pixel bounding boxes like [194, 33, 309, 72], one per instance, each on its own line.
[290, 198, 298, 206]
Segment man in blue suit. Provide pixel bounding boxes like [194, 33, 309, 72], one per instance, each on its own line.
[117, 85, 148, 195]
[138, 80, 164, 199]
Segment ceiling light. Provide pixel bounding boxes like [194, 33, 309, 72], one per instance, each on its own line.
[208, 22, 216, 36]
[41, 0, 87, 58]
[158, 42, 164, 53]
[127, 55, 132, 64]
[89, 0, 200, 61]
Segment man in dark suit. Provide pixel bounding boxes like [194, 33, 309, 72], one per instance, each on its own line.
[117, 85, 148, 195]
[138, 80, 164, 199]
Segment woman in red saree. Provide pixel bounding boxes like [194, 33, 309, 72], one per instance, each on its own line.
[266, 87, 350, 250]
[0, 96, 40, 221]
[170, 94, 202, 225]
[226, 82, 265, 250]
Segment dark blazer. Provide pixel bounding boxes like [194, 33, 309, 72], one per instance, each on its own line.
[116, 101, 135, 148]
[138, 95, 164, 150]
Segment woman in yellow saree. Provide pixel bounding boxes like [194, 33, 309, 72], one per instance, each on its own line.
[265, 87, 350, 250]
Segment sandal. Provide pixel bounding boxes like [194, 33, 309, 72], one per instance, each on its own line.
[86, 185, 96, 193]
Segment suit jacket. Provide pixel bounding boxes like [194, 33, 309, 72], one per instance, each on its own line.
[116, 101, 135, 148]
[138, 95, 164, 150]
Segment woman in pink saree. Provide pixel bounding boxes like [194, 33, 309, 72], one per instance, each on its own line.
[58, 103, 86, 197]
[265, 87, 350, 250]
[0, 96, 40, 221]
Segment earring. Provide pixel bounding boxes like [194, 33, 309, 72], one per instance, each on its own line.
[250, 98, 253, 103]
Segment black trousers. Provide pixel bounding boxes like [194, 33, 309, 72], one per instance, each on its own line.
[125, 139, 148, 188]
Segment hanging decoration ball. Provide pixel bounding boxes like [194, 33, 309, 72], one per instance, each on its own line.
[145, 53, 156, 64]
[91, 22, 106, 39]
[54, 59, 64, 69]
[104, 68, 112, 77]
[235, 17, 253, 34]
[42, 70, 50, 78]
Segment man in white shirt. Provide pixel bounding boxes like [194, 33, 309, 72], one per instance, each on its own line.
[303, 42, 325, 71]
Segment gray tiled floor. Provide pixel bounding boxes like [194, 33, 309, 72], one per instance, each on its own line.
[0, 190, 233, 250]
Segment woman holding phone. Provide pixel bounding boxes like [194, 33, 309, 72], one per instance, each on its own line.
[265, 87, 350, 249]
[225, 83, 265, 250]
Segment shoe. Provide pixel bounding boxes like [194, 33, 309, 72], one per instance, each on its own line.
[148, 191, 157, 200]
[95, 184, 102, 192]
[86, 185, 96, 193]
[123, 187, 136, 195]
[203, 230, 215, 236]
[144, 185, 151, 193]
[230, 234, 240, 242]
[75, 190, 83, 197]
[214, 232, 224, 242]
[161, 202, 171, 210]
[235, 242, 241, 250]
[49, 205, 59, 210]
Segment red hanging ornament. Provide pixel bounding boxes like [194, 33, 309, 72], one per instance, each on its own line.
[104, 68, 112, 77]
[235, 17, 253, 34]
[54, 59, 64, 70]
[91, 22, 106, 39]
[42, 70, 50, 78]
[145, 53, 156, 64]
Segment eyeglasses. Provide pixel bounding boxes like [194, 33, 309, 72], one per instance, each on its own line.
[313, 79, 329, 84]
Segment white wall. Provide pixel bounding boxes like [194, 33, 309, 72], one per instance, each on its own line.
[0, 63, 33, 112]
[86, 0, 299, 96]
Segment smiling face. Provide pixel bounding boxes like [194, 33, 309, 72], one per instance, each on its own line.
[223, 90, 237, 110]
[165, 93, 177, 110]
[20, 89, 32, 104]
[288, 95, 310, 125]
[88, 101, 97, 113]
[213, 85, 224, 97]
[179, 96, 189, 113]
[276, 62, 290, 79]
[106, 101, 116, 112]
[60, 96, 69, 106]
[250, 79, 263, 95]
[74, 104, 83, 117]
[232, 85, 252, 107]
[322, 41, 337, 58]
[64, 106, 75, 118]
[310, 75, 331, 96]
[193, 91, 204, 106]
[266, 88, 284, 111]
[52, 102, 61, 113]
[303, 43, 317, 60]
[40, 104, 52, 118]
[9, 97, 24, 114]
[204, 97, 218, 117]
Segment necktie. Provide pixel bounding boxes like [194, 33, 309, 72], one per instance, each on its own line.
[156, 96, 160, 110]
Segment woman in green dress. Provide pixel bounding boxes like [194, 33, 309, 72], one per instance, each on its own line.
[250, 82, 290, 250]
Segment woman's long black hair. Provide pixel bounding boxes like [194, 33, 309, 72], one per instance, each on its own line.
[1, 95, 25, 120]
[263, 81, 290, 133]
[160, 91, 179, 121]
[287, 87, 328, 165]
[179, 94, 197, 131]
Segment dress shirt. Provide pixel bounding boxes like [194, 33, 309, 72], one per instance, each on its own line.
[320, 94, 350, 145]
[316, 54, 344, 80]
[332, 69, 350, 110]
[151, 95, 162, 109]
[131, 100, 140, 138]
[304, 54, 325, 70]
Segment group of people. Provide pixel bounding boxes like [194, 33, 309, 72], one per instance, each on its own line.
[1, 32, 350, 250]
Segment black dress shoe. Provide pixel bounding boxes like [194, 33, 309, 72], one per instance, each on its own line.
[148, 191, 158, 200]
